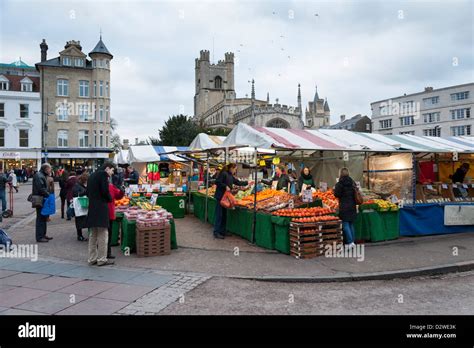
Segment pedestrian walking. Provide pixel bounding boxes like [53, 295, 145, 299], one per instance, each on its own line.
[86, 162, 114, 266]
[0, 169, 12, 213]
[32, 163, 53, 242]
[107, 182, 124, 259]
[59, 170, 69, 219]
[65, 171, 77, 220]
[334, 167, 358, 248]
[213, 163, 248, 239]
[72, 173, 89, 242]
[8, 170, 18, 193]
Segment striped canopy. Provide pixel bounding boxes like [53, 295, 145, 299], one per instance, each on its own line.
[222, 123, 474, 153]
[153, 146, 188, 162]
[189, 133, 226, 150]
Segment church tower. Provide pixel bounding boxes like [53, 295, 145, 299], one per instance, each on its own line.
[194, 50, 235, 120]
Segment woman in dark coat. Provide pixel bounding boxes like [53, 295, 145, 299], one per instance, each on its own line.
[213, 163, 248, 239]
[73, 173, 89, 241]
[86, 163, 114, 266]
[65, 172, 77, 220]
[59, 171, 69, 219]
[298, 167, 316, 193]
[334, 167, 358, 247]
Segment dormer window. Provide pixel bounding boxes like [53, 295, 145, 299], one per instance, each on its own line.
[20, 77, 33, 92]
[63, 57, 71, 66]
[93, 59, 96, 68]
[74, 58, 84, 67]
[0, 75, 9, 91]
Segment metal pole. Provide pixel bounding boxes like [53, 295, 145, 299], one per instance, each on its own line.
[412, 153, 417, 205]
[205, 155, 210, 223]
[252, 147, 258, 244]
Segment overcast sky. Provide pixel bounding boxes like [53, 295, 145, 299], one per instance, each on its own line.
[1, 0, 473, 142]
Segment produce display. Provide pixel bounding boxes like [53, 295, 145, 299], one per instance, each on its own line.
[198, 185, 216, 196]
[369, 178, 400, 196]
[360, 188, 381, 201]
[242, 188, 285, 202]
[136, 210, 173, 229]
[273, 206, 335, 217]
[312, 189, 338, 210]
[292, 215, 340, 223]
[360, 199, 398, 211]
[115, 197, 130, 207]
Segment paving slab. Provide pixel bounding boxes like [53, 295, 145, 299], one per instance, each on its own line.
[57, 280, 118, 297]
[95, 284, 154, 302]
[58, 265, 139, 283]
[0, 270, 19, 278]
[124, 273, 174, 288]
[23, 276, 83, 291]
[1, 308, 46, 315]
[0, 260, 54, 273]
[0, 285, 16, 293]
[32, 262, 83, 276]
[0, 306, 8, 312]
[56, 297, 129, 315]
[0, 287, 49, 307]
[0, 272, 50, 286]
[16, 292, 88, 315]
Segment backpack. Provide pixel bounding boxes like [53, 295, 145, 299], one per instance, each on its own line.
[0, 229, 12, 249]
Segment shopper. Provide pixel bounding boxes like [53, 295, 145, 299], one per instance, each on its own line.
[213, 163, 248, 239]
[125, 166, 139, 185]
[288, 169, 298, 195]
[8, 170, 18, 193]
[0, 170, 12, 213]
[107, 182, 125, 259]
[334, 167, 358, 248]
[451, 163, 470, 183]
[263, 165, 290, 192]
[112, 167, 124, 188]
[32, 163, 53, 242]
[65, 172, 77, 220]
[298, 167, 316, 193]
[86, 162, 114, 266]
[58, 171, 69, 219]
[72, 173, 89, 242]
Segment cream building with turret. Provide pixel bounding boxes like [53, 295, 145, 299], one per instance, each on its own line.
[36, 37, 113, 170]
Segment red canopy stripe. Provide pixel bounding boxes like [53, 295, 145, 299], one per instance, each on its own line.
[254, 127, 299, 148]
[286, 128, 343, 149]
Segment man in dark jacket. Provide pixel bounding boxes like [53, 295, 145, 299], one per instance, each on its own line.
[334, 168, 358, 247]
[213, 163, 248, 239]
[86, 162, 114, 266]
[32, 163, 53, 242]
[125, 166, 139, 185]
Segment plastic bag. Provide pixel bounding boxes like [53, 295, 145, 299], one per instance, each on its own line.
[220, 191, 236, 209]
[73, 197, 88, 217]
[40, 194, 56, 216]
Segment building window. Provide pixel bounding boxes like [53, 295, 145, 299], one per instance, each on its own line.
[79, 80, 89, 97]
[106, 106, 109, 122]
[0, 129, 4, 147]
[93, 59, 96, 68]
[94, 131, 97, 147]
[20, 104, 29, 118]
[451, 108, 471, 120]
[57, 103, 68, 121]
[99, 81, 103, 97]
[99, 105, 104, 122]
[78, 104, 89, 121]
[57, 130, 68, 147]
[423, 96, 439, 106]
[99, 130, 104, 147]
[423, 112, 440, 123]
[21, 82, 32, 92]
[57, 79, 69, 96]
[379, 119, 392, 129]
[400, 116, 414, 126]
[266, 118, 290, 128]
[105, 60, 109, 69]
[105, 82, 109, 97]
[401, 101, 414, 114]
[93, 81, 97, 97]
[451, 125, 471, 136]
[0, 78, 9, 91]
[74, 58, 84, 67]
[423, 128, 441, 137]
[78, 130, 89, 147]
[400, 131, 415, 135]
[214, 76, 222, 89]
[0, 103, 4, 117]
[106, 132, 109, 147]
[62, 57, 71, 66]
[19, 129, 28, 147]
[451, 91, 469, 101]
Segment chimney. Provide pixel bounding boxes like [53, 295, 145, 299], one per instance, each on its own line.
[424, 86, 433, 92]
[40, 39, 48, 62]
[135, 138, 138, 145]
[340, 114, 346, 122]
[123, 139, 129, 149]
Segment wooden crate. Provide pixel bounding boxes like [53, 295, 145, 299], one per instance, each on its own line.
[136, 226, 171, 257]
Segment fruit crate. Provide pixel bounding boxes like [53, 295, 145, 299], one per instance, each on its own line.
[136, 225, 171, 257]
[289, 220, 343, 259]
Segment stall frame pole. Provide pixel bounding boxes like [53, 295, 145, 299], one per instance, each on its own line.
[204, 155, 210, 223]
[251, 147, 258, 244]
[411, 153, 417, 205]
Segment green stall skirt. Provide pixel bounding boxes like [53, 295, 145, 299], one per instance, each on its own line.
[271, 216, 292, 254]
[255, 212, 275, 250]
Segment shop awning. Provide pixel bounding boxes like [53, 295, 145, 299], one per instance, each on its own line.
[221, 123, 474, 153]
[153, 146, 188, 162]
[114, 149, 129, 164]
[127, 145, 160, 163]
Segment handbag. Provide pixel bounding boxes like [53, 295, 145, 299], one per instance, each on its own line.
[28, 194, 44, 208]
[220, 191, 236, 209]
[354, 186, 364, 205]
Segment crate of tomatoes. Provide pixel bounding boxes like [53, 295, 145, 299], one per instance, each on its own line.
[272, 206, 335, 218]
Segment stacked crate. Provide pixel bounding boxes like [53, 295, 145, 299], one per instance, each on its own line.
[136, 225, 171, 257]
[289, 219, 343, 259]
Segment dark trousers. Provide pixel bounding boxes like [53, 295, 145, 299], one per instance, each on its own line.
[60, 195, 66, 218]
[213, 204, 227, 236]
[66, 200, 72, 219]
[0, 189, 6, 212]
[35, 207, 48, 241]
[107, 219, 113, 257]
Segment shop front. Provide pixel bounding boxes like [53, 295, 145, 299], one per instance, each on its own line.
[43, 148, 114, 173]
[0, 149, 41, 172]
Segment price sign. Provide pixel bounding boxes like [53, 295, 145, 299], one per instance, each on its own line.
[320, 182, 328, 192]
[399, 199, 404, 208]
[302, 189, 313, 203]
[463, 184, 468, 189]
[356, 181, 361, 190]
[442, 184, 448, 189]
[343, 151, 349, 161]
[452, 152, 458, 161]
[288, 199, 294, 209]
[389, 194, 399, 204]
[150, 194, 158, 206]
[426, 185, 433, 190]
[472, 184, 474, 188]
[129, 185, 138, 192]
[452, 184, 458, 188]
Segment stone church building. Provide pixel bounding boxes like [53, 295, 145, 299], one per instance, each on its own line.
[193, 50, 330, 129]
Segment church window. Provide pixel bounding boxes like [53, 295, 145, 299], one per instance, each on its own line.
[215, 76, 222, 89]
[266, 118, 290, 128]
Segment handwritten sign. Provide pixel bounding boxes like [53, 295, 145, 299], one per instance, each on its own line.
[320, 182, 328, 192]
[302, 189, 313, 203]
[426, 185, 433, 190]
[452, 184, 458, 188]
[444, 205, 474, 225]
[441, 184, 448, 189]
